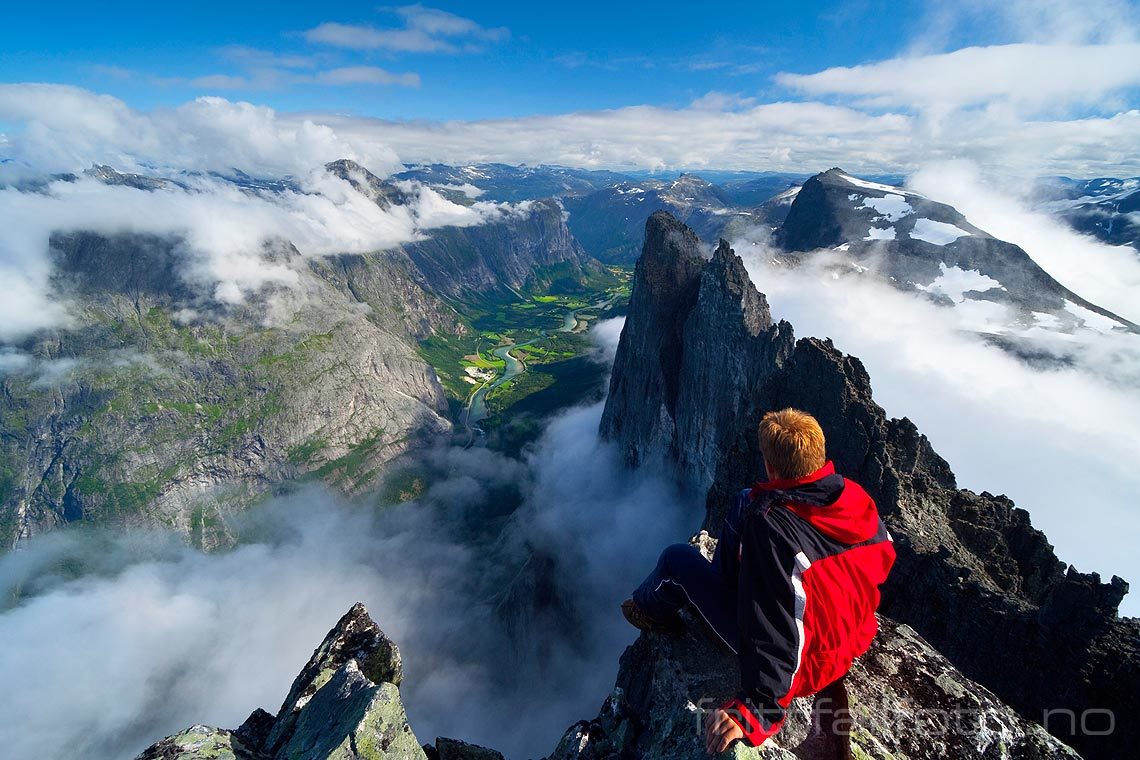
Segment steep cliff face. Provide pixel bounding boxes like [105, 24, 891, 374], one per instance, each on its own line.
[397, 199, 604, 300]
[600, 212, 1139, 758]
[2, 240, 453, 547]
[1, 161, 613, 546]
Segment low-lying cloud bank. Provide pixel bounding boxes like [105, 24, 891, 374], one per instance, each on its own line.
[0, 167, 529, 342]
[0, 321, 696, 760]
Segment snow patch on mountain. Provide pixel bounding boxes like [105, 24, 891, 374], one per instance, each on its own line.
[860, 193, 913, 222]
[917, 263, 1004, 303]
[1065, 300, 1123, 333]
[837, 172, 920, 197]
[1032, 312, 1063, 330]
[911, 218, 972, 245]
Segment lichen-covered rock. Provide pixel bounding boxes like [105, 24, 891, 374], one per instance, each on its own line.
[275, 661, 424, 760]
[549, 613, 1079, 760]
[264, 603, 404, 755]
[134, 725, 267, 760]
[842, 619, 1081, 760]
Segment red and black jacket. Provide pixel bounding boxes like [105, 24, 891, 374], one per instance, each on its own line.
[720, 461, 895, 746]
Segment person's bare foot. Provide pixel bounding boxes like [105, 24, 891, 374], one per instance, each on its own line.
[621, 599, 684, 634]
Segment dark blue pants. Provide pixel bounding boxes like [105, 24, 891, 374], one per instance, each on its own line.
[632, 496, 746, 654]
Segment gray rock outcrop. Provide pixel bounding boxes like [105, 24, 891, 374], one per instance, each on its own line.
[135, 603, 426, 760]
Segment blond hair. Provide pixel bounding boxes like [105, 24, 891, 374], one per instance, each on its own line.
[759, 408, 827, 479]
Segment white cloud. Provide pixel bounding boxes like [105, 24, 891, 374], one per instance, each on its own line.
[185, 66, 422, 92]
[314, 66, 421, 87]
[4, 75, 1140, 183]
[914, 0, 1140, 50]
[303, 101, 1140, 178]
[188, 74, 252, 90]
[0, 85, 402, 178]
[0, 171, 497, 341]
[776, 43, 1140, 114]
[304, 5, 508, 53]
[215, 46, 321, 70]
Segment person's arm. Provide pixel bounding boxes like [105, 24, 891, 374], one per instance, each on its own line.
[712, 489, 750, 581]
[720, 509, 801, 747]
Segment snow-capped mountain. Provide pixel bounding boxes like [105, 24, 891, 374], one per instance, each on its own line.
[1035, 176, 1140, 252]
[775, 168, 1137, 337]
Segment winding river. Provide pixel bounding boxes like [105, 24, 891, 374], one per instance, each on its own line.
[461, 296, 617, 446]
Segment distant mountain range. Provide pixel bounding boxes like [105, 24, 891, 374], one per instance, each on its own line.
[1034, 176, 1140, 252]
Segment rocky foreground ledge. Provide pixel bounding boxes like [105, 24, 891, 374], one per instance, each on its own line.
[139, 600, 1079, 760]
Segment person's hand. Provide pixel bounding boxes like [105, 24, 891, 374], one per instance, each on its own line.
[704, 707, 744, 755]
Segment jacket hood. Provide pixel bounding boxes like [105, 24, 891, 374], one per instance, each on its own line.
[749, 461, 880, 545]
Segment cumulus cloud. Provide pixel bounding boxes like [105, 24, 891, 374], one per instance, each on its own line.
[321, 101, 1140, 177]
[0, 325, 696, 760]
[731, 225, 1140, 616]
[0, 85, 401, 177]
[776, 43, 1140, 114]
[5, 74, 1140, 183]
[304, 5, 509, 53]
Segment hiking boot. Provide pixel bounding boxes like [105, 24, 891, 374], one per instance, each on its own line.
[621, 599, 684, 634]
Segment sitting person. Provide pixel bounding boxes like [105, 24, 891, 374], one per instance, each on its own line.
[622, 408, 896, 754]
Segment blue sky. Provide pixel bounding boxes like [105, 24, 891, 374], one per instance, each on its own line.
[2, 1, 983, 119]
[2, 1, 1139, 175]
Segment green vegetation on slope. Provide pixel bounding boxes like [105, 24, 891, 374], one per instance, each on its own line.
[416, 265, 631, 453]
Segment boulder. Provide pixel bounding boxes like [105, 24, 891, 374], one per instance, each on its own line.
[133, 725, 267, 760]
